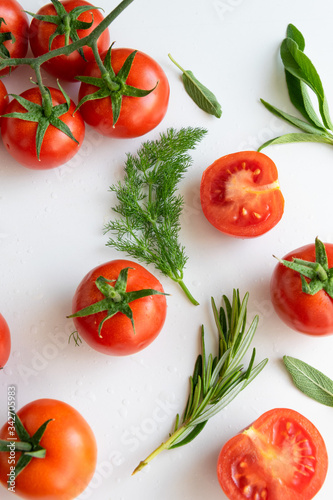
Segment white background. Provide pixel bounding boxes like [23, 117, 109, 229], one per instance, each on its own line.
[1, 0, 333, 498]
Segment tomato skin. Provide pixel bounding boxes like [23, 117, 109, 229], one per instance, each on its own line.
[0, 80, 9, 125]
[0, 398, 97, 499]
[217, 408, 328, 500]
[270, 242, 333, 335]
[1, 87, 85, 169]
[0, 313, 11, 368]
[71, 259, 167, 355]
[28, 0, 110, 81]
[0, 0, 29, 76]
[78, 48, 170, 138]
[200, 151, 284, 238]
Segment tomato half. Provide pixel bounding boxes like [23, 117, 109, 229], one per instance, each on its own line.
[200, 151, 284, 238]
[0, 313, 11, 368]
[28, 0, 110, 81]
[271, 240, 333, 335]
[0, 80, 9, 125]
[77, 48, 170, 138]
[71, 259, 167, 355]
[0, 398, 97, 499]
[217, 408, 328, 500]
[0, 0, 29, 76]
[1, 86, 85, 169]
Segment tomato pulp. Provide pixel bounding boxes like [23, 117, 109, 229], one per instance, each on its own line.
[200, 151, 284, 238]
[217, 408, 328, 500]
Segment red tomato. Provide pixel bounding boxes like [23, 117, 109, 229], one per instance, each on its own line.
[28, 0, 110, 81]
[271, 241, 333, 335]
[0, 0, 29, 76]
[217, 408, 328, 500]
[1, 86, 85, 169]
[0, 398, 97, 499]
[0, 313, 10, 368]
[200, 151, 284, 238]
[0, 80, 9, 125]
[71, 259, 167, 355]
[77, 48, 170, 138]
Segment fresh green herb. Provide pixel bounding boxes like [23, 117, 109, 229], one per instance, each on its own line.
[274, 237, 333, 297]
[132, 289, 268, 474]
[168, 54, 222, 118]
[259, 23, 333, 151]
[283, 355, 333, 407]
[104, 127, 207, 306]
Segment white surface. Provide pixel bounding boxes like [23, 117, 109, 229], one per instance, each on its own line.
[1, 0, 333, 498]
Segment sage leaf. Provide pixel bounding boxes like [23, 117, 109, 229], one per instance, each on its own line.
[286, 23, 305, 51]
[168, 53, 222, 118]
[283, 355, 333, 407]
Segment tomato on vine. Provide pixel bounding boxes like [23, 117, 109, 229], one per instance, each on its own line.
[1, 84, 85, 169]
[0, 79, 9, 123]
[28, 0, 110, 81]
[69, 259, 167, 355]
[76, 46, 170, 138]
[0, 0, 29, 76]
[0, 313, 10, 369]
[0, 398, 97, 499]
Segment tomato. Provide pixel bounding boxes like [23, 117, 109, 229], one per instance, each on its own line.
[1, 86, 85, 169]
[0, 0, 29, 76]
[217, 408, 328, 500]
[70, 259, 167, 355]
[0, 79, 9, 125]
[77, 48, 170, 138]
[200, 151, 284, 238]
[0, 398, 97, 499]
[0, 313, 10, 369]
[28, 0, 110, 81]
[270, 239, 333, 335]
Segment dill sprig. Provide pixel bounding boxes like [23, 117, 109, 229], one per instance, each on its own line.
[104, 127, 207, 305]
[132, 289, 268, 474]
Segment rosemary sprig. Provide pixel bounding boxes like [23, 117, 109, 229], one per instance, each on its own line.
[132, 289, 268, 474]
[104, 127, 207, 305]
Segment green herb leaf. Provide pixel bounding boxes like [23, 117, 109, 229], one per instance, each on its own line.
[104, 127, 207, 305]
[132, 290, 268, 474]
[168, 54, 222, 118]
[283, 355, 333, 407]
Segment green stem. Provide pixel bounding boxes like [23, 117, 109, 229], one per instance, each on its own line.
[176, 278, 199, 306]
[0, 439, 32, 452]
[168, 53, 186, 73]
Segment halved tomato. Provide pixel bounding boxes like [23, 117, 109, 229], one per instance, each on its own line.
[217, 408, 328, 500]
[200, 151, 284, 238]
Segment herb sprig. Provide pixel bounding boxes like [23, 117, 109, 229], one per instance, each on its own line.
[132, 289, 268, 474]
[284, 355, 333, 407]
[104, 127, 207, 305]
[259, 24, 333, 151]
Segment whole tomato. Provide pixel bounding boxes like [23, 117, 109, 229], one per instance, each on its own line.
[77, 48, 170, 138]
[0, 398, 97, 499]
[271, 238, 333, 335]
[217, 408, 328, 500]
[28, 0, 110, 81]
[0, 0, 29, 76]
[0, 80, 9, 124]
[70, 259, 167, 355]
[1, 86, 85, 169]
[0, 313, 11, 368]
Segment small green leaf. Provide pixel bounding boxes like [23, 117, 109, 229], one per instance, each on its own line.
[283, 355, 333, 407]
[286, 23, 305, 51]
[258, 132, 333, 152]
[168, 54, 222, 118]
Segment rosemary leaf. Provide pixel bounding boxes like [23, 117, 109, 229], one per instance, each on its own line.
[104, 127, 207, 305]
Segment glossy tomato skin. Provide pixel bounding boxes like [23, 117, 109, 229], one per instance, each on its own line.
[217, 408, 328, 500]
[0, 313, 11, 368]
[200, 151, 284, 238]
[0, 398, 97, 499]
[72, 259, 167, 355]
[1, 86, 85, 169]
[28, 0, 110, 81]
[78, 48, 170, 138]
[0, 0, 29, 76]
[0, 80, 9, 125]
[271, 242, 333, 335]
